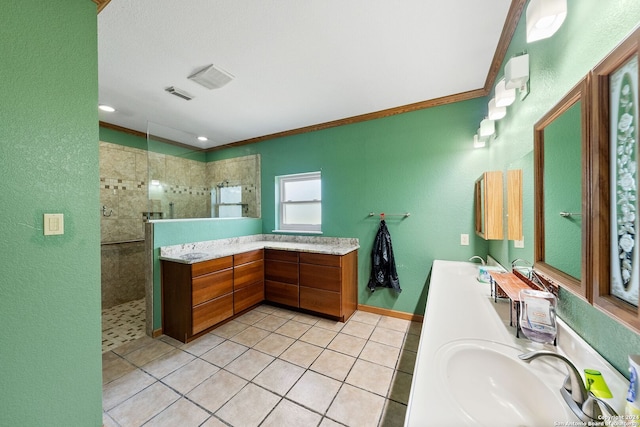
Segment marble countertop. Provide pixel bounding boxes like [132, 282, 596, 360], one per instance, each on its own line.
[159, 234, 359, 264]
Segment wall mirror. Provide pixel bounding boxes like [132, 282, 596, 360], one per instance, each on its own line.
[592, 27, 640, 332]
[534, 76, 591, 300]
[146, 122, 261, 220]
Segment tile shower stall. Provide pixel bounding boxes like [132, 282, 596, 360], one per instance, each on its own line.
[99, 141, 261, 309]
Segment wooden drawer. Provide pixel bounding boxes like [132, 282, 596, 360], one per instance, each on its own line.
[234, 260, 264, 289]
[234, 249, 263, 266]
[265, 259, 299, 284]
[192, 256, 233, 277]
[192, 268, 233, 306]
[192, 293, 234, 335]
[299, 252, 341, 267]
[265, 249, 299, 263]
[234, 281, 265, 313]
[300, 287, 341, 317]
[299, 263, 341, 292]
[265, 280, 299, 307]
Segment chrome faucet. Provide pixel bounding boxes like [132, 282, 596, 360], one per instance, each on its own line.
[468, 256, 486, 265]
[519, 350, 617, 422]
[511, 258, 533, 279]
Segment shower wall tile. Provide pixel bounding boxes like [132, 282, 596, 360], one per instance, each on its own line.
[148, 152, 165, 182]
[166, 156, 190, 187]
[135, 152, 148, 183]
[207, 154, 261, 218]
[101, 241, 146, 309]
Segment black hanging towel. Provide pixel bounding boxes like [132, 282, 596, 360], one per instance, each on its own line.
[368, 220, 401, 293]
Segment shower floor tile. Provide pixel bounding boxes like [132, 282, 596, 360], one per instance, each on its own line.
[102, 298, 146, 353]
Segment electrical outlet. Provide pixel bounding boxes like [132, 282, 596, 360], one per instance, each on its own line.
[460, 234, 469, 246]
[514, 238, 524, 248]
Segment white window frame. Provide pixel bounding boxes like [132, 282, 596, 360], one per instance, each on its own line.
[277, 171, 322, 232]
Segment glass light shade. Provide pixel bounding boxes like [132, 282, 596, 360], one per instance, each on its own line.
[473, 134, 486, 149]
[526, 0, 567, 43]
[488, 98, 506, 120]
[495, 78, 516, 107]
[505, 54, 530, 90]
[480, 118, 495, 137]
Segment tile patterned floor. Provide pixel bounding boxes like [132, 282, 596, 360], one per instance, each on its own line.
[102, 298, 146, 353]
[102, 305, 421, 427]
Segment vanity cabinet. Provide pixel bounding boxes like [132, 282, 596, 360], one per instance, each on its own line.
[264, 249, 299, 307]
[162, 247, 359, 342]
[162, 256, 234, 342]
[299, 251, 358, 321]
[233, 249, 264, 313]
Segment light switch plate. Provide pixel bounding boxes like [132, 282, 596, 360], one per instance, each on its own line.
[514, 238, 524, 248]
[460, 234, 469, 246]
[44, 213, 64, 235]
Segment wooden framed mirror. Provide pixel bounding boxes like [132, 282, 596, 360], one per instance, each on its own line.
[592, 27, 640, 332]
[534, 76, 591, 301]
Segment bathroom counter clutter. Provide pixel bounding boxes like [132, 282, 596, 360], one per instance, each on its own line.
[159, 234, 359, 263]
[404, 260, 629, 427]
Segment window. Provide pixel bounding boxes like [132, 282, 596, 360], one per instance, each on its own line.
[277, 171, 321, 232]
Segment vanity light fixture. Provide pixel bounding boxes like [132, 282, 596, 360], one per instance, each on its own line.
[473, 134, 486, 149]
[480, 118, 495, 137]
[197, 136, 208, 142]
[526, 0, 567, 43]
[495, 78, 516, 107]
[98, 104, 116, 112]
[505, 54, 530, 90]
[488, 98, 507, 121]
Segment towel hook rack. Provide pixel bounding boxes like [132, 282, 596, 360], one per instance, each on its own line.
[560, 211, 582, 218]
[369, 212, 410, 219]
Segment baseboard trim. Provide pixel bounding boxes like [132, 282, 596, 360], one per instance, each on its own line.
[152, 328, 163, 338]
[357, 304, 424, 323]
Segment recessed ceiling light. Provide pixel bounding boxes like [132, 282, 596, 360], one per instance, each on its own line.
[98, 104, 116, 112]
[197, 136, 208, 142]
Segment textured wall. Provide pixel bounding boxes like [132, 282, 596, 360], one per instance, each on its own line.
[0, 1, 102, 425]
[209, 97, 491, 316]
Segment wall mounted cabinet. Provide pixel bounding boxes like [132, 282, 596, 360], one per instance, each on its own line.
[475, 171, 504, 240]
[507, 169, 523, 241]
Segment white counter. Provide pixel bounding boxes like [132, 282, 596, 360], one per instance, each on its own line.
[404, 260, 629, 427]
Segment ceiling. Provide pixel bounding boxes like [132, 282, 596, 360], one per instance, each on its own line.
[97, 0, 517, 149]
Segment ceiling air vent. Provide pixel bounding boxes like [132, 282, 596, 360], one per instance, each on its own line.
[165, 86, 194, 101]
[188, 64, 234, 90]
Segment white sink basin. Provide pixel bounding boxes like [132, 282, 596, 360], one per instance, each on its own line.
[434, 340, 575, 426]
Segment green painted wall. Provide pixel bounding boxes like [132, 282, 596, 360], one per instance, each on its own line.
[151, 218, 262, 329]
[488, 0, 640, 376]
[0, 1, 102, 426]
[210, 99, 491, 315]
